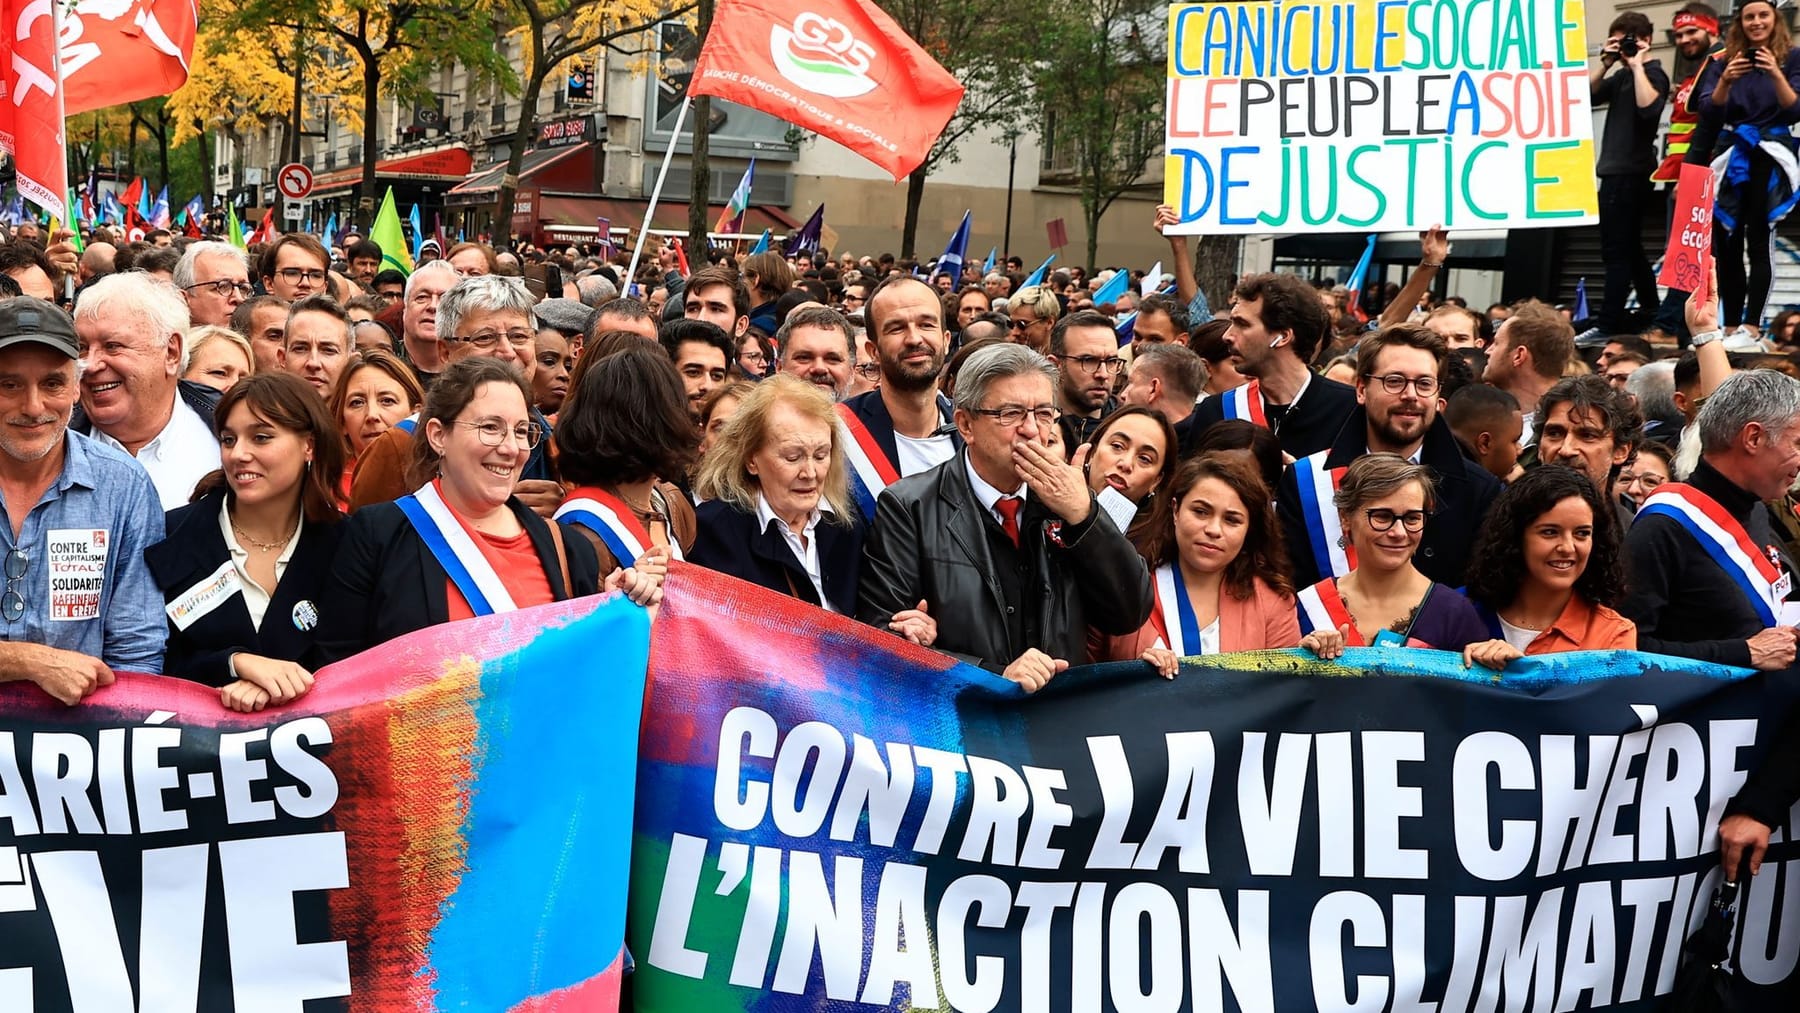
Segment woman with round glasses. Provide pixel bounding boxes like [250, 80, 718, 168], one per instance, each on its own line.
[319, 358, 652, 662]
[737, 330, 774, 380]
[1298, 453, 1488, 657]
[1460, 466, 1635, 668]
[146, 373, 346, 711]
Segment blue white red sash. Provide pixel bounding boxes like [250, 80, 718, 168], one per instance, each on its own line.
[555, 486, 683, 566]
[1638, 484, 1786, 626]
[1292, 450, 1356, 578]
[394, 412, 419, 435]
[396, 480, 517, 616]
[1295, 579, 1365, 645]
[1219, 380, 1267, 428]
[1149, 564, 1205, 656]
[836, 403, 901, 522]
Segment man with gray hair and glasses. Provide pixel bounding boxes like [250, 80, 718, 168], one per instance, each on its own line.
[1620, 367, 1800, 669]
[859, 343, 1152, 688]
[172, 241, 252, 328]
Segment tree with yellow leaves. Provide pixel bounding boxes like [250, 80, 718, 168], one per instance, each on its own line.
[492, 0, 694, 229]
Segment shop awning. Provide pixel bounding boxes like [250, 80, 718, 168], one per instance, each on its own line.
[308, 147, 476, 197]
[446, 145, 592, 203]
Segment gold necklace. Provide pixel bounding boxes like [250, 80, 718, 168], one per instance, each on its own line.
[232, 519, 296, 552]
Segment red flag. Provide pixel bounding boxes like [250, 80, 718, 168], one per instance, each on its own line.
[249, 207, 276, 245]
[121, 177, 144, 217]
[60, 0, 197, 116]
[686, 0, 963, 180]
[0, 0, 69, 221]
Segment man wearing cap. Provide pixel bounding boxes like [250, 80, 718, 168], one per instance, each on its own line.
[0, 297, 167, 700]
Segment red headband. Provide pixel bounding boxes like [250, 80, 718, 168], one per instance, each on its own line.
[1674, 10, 1721, 32]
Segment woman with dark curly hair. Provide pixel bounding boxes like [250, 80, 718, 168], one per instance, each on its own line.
[1460, 466, 1635, 668]
[1092, 452, 1300, 675]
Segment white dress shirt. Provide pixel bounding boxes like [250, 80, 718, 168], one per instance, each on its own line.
[218, 499, 302, 632]
[94, 395, 221, 510]
[963, 455, 1026, 527]
[757, 493, 835, 612]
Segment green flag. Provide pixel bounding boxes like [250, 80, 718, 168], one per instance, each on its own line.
[370, 188, 414, 275]
[227, 205, 246, 249]
[61, 190, 83, 254]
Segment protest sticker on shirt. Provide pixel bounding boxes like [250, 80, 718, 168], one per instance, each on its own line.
[47, 528, 108, 621]
[165, 559, 242, 631]
[1659, 161, 1715, 297]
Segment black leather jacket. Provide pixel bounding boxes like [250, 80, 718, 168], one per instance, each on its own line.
[857, 450, 1153, 672]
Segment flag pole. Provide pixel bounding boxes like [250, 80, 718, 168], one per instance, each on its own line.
[627, 94, 692, 293]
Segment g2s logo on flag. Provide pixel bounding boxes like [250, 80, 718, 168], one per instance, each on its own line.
[772, 13, 877, 97]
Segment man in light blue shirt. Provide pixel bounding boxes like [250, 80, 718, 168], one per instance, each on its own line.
[0, 298, 166, 703]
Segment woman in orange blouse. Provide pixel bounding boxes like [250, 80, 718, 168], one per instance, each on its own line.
[1461, 465, 1636, 668]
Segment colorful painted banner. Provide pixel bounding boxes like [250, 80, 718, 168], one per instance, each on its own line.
[634, 565, 1800, 1010]
[1161, 0, 1600, 234]
[0, 593, 648, 1012]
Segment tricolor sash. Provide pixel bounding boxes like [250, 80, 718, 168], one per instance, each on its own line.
[1218, 379, 1267, 428]
[1638, 484, 1786, 626]
[555, 486, 683, 567]
[1292, 450, 1356, 578]
[394, 412, 419, 435]
[1149, 564, 1207, 656]
[836, 403, 901, 522]
[1295, 579, 1365, 645]
[395, 481, 517, 617]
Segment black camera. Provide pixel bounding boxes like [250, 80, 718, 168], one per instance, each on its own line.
[1619, 36, 1640, 58]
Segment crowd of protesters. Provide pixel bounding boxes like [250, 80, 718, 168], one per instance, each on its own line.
[7, 7, 1800, 874]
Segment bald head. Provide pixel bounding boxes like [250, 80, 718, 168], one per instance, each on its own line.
[79, 242, 116, 284]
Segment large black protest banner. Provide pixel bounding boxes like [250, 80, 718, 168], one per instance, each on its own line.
[632, 568, 1800, 1011]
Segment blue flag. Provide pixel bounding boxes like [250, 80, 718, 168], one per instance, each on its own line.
[1022, 254, 1057, 288]
[748, 228, 771, 255]
[1574, 277, 1590, 322]
[1092, 268, 1130, 307]
[1345, 234, 1377, 320]
[323, 213, 339, 250]
[982, 247, 996, 276]
[935, 210, 971, 284]
[100, 191, 120, 225]
[409, 204, 425, 260]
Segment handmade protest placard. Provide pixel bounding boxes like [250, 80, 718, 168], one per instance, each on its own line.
[1162, 0, 1601, 234]
[1659, 162, 1715, 298]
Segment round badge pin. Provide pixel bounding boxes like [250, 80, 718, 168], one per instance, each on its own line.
[292, 600, 319, 631]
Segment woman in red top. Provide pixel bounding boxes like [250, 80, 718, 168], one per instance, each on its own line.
[1461, 465, 1637, 668]
[317, 357, 656, 663]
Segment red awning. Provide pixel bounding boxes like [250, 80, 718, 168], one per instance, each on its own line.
[308, 147, 476, 193]
[446, 146, 590, 200]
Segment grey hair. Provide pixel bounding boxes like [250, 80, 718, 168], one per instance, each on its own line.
[1697, 367, 1800, 455]
[74, 271, 193, 371]
[575, 273, 618, 307]
[403, 259, 459, 301]
[952, 342, 1058, 415]
[1625, 360, 1679, 425]
[777, 303, 856, 362]
[172, 241, 247, 289]
[436, 274, 535, 341]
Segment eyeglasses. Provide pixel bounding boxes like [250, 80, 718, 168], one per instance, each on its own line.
[184, 279, 254, 299]
[1363, 508, 1428, 532]
[275, 268, 328, 285]
[451, 329, 536, 351]
[739, 349, 768, 365]
[1, 549, 25, 622]
[971, 405, 1060, 428]
[1619, 469, 1665, 490]
[454, 419, 544, 449]
[1366, 373, 1440, 397]
[854, 362, 881, 378]
[1009, 318, 1036, 331]
[1065, 354, 1127, 375]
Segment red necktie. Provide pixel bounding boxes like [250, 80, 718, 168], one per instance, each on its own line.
[995, 496, 1022, 548]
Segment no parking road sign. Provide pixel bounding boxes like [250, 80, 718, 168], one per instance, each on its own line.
[276, 163, 314, 201]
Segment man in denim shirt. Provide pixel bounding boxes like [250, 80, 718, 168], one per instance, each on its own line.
[0, 298, 165, 703]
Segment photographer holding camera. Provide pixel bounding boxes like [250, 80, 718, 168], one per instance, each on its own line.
[1585, 13, 1671, 344]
